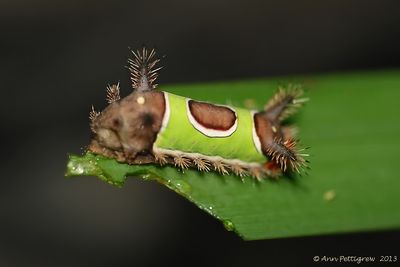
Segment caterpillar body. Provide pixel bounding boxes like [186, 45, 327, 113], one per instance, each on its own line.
[88, 48, 309, 180]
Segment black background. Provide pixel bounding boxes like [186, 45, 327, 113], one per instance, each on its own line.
[1, 1, 399, 266]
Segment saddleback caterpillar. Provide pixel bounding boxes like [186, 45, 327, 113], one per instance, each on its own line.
[88, 48, 309, 180]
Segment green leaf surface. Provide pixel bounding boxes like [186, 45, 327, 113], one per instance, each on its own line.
[66, 70, 400, 240]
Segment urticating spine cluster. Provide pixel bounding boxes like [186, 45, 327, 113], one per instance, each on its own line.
[128, 47, 162, 91]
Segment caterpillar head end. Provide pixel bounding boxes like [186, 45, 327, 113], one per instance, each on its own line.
[88, 90, 166, 163]
[87, 47, 165, 162]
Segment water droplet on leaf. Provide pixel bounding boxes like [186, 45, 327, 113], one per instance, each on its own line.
[223, 220, 235, 231]
[170, 180, 192, 195]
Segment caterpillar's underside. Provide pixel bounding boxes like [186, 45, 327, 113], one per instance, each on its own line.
[88, 48, 309, 180]
[90, 141, 278, 179]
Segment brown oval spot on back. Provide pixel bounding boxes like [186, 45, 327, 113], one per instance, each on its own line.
[188, 100, 236, 131]
[254, 112, 286, 156]
[254, 113, 273, 155]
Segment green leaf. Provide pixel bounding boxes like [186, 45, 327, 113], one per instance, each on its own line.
[66, 70, 400, 240]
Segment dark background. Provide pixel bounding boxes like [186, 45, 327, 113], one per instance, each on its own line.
[1, 0, 399, 266]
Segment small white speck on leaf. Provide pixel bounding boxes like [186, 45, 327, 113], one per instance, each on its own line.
[323, 190, 336, 201]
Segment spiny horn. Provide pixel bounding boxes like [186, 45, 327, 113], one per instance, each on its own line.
[128, 47, 162, 91]
[106, 83, 121, 104]
[89, 105, 100, 132]
[265, 138, 307, 173]
[263, 84, 309, 122]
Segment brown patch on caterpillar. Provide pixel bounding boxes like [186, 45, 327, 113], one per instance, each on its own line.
[188, 100, 236, 131]
[254, 112, 276, 150]
[89, 90, 166, 162]
[89, 140, 116, 159]
[89, 139, 156, 164]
